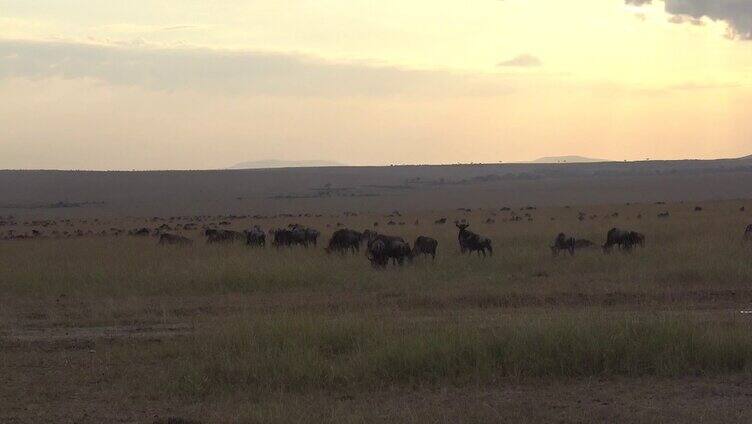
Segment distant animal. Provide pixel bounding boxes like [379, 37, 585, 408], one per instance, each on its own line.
[129, 228, 150, 236]
[550, 233, 575, 256]
[455, 222, 492, 256]
[325, 229, 363, 254]
[745, 224, 752, 241]
[603, 228, 645, 252]
[412, 236, 438, 259]
[694, 206, 703, 212]
[288, 224, 320, 247]
[270, 227, 308, 248]
[435, 218, 447, 225]
[658, 212, 670, 218]
[366, 234, 412, 266]
[205, 229, 244, 244]
[158, 233, 193, 246]
[245, 226, 266, 247]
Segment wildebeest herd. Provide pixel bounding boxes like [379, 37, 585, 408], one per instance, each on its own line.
[155, 220, 654, 268]
[2, 210, 752, 268]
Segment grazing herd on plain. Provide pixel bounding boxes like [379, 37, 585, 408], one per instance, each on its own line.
[156, 219, 748, 268]
[2, 209, 752, 268]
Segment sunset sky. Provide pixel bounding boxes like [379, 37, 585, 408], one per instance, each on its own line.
[1, 0, 751, 169]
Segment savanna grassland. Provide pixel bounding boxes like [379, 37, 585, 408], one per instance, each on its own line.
[3, 194, 752, 423]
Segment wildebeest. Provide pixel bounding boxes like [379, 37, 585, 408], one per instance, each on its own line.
[288, 224, 320, 247]
[658, 212, 670, 218]
[270, 228, 307, 248]
[550, 233, 575, 256]
[455, 222, 492, 256]
[435, 218, 447, 224]
[205, 229, 244, 244]
[129, 228, 150, 236]
[158, 233, 193, 246]
[245, 226, 266, 247]
[366, 234, 412, 266]
[325, 229, 363, 254]
[603, 228, 645, 252]
[412, 236, 438, 259]
[744, 224, 752, 241]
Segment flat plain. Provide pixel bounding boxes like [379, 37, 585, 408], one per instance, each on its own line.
[2, 160, 752, 423]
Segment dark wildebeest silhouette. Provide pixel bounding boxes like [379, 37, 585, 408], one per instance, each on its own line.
[744, 224, 752, 241]
[205, 229, 244, 244]
[412, 236, 438, 259]
[245, 226, 266, 247]
[271, 228, 305, 247]
[603, 228, 645, 253]
[158, 233, 193, 246]
[288, 224, 320, 247]
[658, 212, 670, 219]
[455, 222, 492, 256]
[326, 229, 363, 254]
[366, 234, 412, 267]
[550, 233, 575, 256]
[129, 228, 150, 236]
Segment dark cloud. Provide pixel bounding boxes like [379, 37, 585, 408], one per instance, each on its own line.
[626, 0, 752, 39]
[497, 54, 542, 67]
[0, 39, 512, 97]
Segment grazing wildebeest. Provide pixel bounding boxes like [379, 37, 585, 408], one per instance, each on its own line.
[550, 233, 575, 256]
[205, 229, 244, 244]
[129, 228, 150, 236]
[245, 226, 266, 247]
[325, 229, 364, 254]
[658, 212, 670, 218]
[158, 233, 193, 246]
[412, 236, 438, 259]
[366, 234, 412, 266]
[288, 224, 320, 247]
[603, 228, 645, 253]
[744, 224, 752, 241]
[271, 228, 306, 248]
[455, 222, 492, 256]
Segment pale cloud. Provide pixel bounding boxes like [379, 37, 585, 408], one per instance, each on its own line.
[0, 39, 514, 97]
[497, 54, 542, 67]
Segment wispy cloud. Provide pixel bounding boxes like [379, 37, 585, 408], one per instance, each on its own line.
[0, 39, 515, 98]
[497, 54, 542, 67]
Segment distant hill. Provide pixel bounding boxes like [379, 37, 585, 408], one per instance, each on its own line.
[229, 160, 345, 169]
[529, 155, 608, 164]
